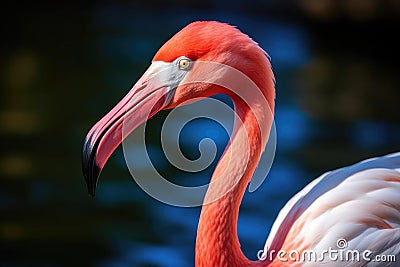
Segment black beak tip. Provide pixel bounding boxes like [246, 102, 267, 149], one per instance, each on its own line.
[85, 171, 99, 197]
[82, 135, 101, 197]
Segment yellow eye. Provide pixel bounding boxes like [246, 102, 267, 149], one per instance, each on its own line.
[177, 58, 191, 70]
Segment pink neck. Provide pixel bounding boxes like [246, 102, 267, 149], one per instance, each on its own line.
[195, 97, 271, 267]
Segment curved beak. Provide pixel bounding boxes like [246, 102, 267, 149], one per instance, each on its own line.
[82, 62, 180, 196]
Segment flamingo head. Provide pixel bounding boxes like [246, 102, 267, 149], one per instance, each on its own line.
[82, 21, 274, 196]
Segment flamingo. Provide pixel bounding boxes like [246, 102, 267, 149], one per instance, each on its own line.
[82, 21, 400, 266]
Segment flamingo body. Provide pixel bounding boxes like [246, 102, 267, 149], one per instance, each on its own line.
[266, 152, 400, 266]
[82, 21, 400, 266]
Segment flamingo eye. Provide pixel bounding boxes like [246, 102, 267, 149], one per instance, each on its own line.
[177, 57, 192, 71]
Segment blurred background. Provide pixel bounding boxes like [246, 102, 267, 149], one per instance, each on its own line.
[1, 1, 400, 266]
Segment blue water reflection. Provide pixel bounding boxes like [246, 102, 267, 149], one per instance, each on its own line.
[351, 121, 400, 148]
[275, 106, 313, 150]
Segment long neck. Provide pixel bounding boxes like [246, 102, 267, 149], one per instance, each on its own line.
[195, 96, 273, 267]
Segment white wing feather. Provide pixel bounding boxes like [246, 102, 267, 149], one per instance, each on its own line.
[264, 152, 400, 266]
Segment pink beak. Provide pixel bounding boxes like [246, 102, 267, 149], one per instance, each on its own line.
[82, 62, 178, 196]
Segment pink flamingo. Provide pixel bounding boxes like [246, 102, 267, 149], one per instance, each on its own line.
[82, 21, 400, 266]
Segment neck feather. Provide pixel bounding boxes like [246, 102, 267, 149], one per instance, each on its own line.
[195, 95, 273, 267]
